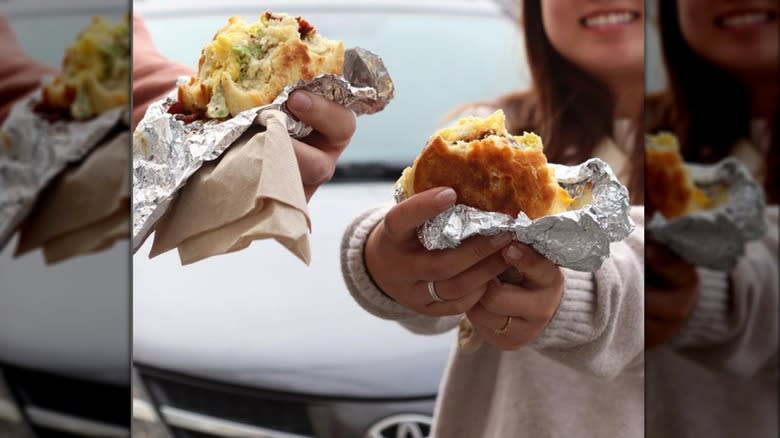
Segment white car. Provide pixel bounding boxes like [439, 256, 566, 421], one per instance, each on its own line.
[131, 2, 527, 437]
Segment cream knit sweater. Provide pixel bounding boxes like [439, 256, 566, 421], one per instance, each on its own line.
[646, 206, 779, 438]
[341, 205, 645, 437]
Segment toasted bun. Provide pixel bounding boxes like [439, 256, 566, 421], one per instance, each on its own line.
[177, 11, 344, 119]
[399, 110, 573, 219]
[646, 132, 713, 218]
[39, 15, 129, 120]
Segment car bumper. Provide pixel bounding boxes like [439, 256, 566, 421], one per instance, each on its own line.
[134, 364, 435, 438]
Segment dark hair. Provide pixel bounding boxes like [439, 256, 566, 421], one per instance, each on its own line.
[460, 0, 644, 204]
[652, 0, 777, 202]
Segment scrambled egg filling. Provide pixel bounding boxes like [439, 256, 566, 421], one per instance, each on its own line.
[40, 15, 129, 120]
[179, 11, 343, 119]
[437, 111, 544, 152]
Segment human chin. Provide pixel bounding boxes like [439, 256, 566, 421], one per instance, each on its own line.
[710, 44, 778, 76]
[582, 43, 643, 75]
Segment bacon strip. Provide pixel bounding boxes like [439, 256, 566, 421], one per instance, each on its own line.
[295, 16, 315, 39]
[166, 101, 207, 124]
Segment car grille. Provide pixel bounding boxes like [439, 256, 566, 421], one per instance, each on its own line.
[1, 364, 130, 438]
[135, 366, 436, 438]
[139, 367, 314, 437]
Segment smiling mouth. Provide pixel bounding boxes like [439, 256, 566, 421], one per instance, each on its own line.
[716, 10, 777, 28]
[580, 11, 641, 28]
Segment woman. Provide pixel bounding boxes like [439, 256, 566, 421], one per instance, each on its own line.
[646, 0, 777, 201]
[341, 0, 645, 436]
[645, 1, 778, 436]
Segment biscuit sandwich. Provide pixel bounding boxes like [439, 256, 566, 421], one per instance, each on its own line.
[398, 109, 575, 219]
[645, 132, 716, 218]
[177, 11, 344, 119]
[37, 15, 130, 121]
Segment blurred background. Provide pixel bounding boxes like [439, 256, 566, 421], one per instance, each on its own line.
[0, 0, 130, 437]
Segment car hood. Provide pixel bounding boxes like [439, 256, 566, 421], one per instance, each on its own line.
[0, 241, 130, 385]
[133, 182, 454, 399]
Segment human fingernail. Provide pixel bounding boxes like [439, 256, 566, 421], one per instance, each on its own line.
[505, 244, 523, 261]
[491, 233, 513, 247]
[288, 91, 312, 112]
[433, 188, 457, 208]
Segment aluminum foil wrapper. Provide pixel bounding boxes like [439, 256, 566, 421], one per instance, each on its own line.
[394, 158, 635, 272]
[0, 91, 128, 250]
[647, 157, 766, 271]
[132, 47, 394, 251]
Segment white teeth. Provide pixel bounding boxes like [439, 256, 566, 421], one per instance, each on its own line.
[721, 12, 770, 27]
[584, 12, 635, 27]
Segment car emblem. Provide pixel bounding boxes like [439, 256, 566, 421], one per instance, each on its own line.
[365, 414, 433, 438]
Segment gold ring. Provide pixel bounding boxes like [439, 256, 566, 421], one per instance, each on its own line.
[494, 316, 512, 335]
[427, 281, 445, 302]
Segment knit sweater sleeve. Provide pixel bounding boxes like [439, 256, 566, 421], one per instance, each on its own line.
[530, 205, 645, 378]
[667, 205, 778, 378]
[340, 205, 461, 335]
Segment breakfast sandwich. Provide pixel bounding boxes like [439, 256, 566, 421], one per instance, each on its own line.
[177, 11, 344, 119]
[38, 15, 129, 121]
[398, 110, 575, 219]
[645, 132, 715, 218]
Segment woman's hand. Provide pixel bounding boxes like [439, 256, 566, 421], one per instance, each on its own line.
[286, 90, 356, 201]
[365, 187, 514, 317]
[465, 243, 565, 350]
[645, 239, 699, 350]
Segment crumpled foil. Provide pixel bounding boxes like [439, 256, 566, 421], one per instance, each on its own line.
[132, 47, 394, 251]
[647, 157, 766, 271]
[0, 92, 128, 250]
[395, 158, 635, 272]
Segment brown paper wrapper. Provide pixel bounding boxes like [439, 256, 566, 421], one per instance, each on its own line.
[14, 130, 130, 264]
[148, 110, 311, 265]
[40, 204, 129, 264]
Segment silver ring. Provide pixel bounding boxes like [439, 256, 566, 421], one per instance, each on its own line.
[427, 281, 445, 302]
[495, 316, 512, 335]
